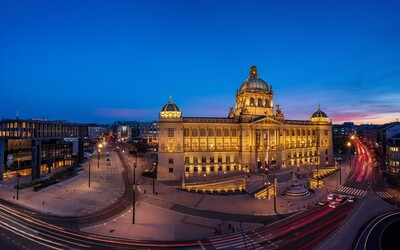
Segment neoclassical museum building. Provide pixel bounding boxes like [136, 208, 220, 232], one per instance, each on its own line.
[158, 66, 333, 180]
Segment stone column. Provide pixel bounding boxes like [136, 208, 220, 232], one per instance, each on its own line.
[31, 139, 41, 180]
[0, 140, 5, 180]
[78, 137, 84, 163]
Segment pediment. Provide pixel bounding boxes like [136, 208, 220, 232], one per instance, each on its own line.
[251, 117, 283, 125]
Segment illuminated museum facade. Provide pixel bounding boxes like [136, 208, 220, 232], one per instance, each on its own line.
[158, 66, 333, 180]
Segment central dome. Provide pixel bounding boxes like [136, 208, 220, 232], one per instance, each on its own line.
[239, 65, 269, 92]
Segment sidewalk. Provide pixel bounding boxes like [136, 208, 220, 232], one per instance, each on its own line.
[0, 150, 385, 242]
[0, 148, 125, 216]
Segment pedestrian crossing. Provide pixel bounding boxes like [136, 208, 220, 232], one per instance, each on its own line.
[208, 233, 264, 250]
[337, 186, 367, 197]
[377, 191, 392, 199]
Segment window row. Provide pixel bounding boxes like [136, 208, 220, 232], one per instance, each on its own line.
[184, 128, 237, 137]
[185, 165, 239, 172]
[184, 155, 238, 164]
[249, 98, 270, 107]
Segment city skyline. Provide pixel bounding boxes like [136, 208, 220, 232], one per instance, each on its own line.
[1, 0, 400, 125]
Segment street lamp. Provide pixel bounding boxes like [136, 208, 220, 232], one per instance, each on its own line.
[97, 143, 103, 169]
[273, 168, 277, 213]
[132, 148, 138, 224]
[88, 160, 91, 187]
[16, 157, 20, 200]
[347, 141, 352, 170]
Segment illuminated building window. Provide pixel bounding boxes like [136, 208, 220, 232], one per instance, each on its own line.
[184, 128, 189, 137]
[258, 98, 263, 107]
[265, 99, 269, 107]
[250, 97, 255, 106]
[210, 156, 214, 163]
[167, 128, 174, 137]
[224, 129, 229, 137]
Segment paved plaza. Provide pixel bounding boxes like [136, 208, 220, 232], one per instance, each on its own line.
[0, 147, 398, 243]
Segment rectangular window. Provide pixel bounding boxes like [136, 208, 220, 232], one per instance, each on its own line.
[185, 167, 189, 172]
[194, 167, 198, 172]
[210, 166, 215, 172]
[168, 158, 174, 165]
[192, 128, 198, 137]
[202, 166, 206, 172]
[224, 129, 229, 137]
[216, 128, 222, 137]
[208, 128, 214, 137]
[184, 128, 190, 137]
[200, 128, 206, 137]
[231, 129, 236, 137]
[169, 167, 173, 173]
[168, 128, 174, 137]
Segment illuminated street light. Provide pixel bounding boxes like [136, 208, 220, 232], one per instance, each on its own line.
[98, 143, 103, 169]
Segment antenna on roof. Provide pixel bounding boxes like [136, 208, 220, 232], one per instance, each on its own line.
[16, 110, 19, 119]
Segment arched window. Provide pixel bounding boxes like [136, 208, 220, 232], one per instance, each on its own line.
[265, 99, 269, 107]
[201, 156, 206, 164]
[218, 156, 223, 163]
[258, 98, 263, 107]
[184, 156, 189, 164]
[209, 156, 214, 163]
[250, 97, 255, 106]
[226, 155, 231, 163]
[234, 156, 238, 162]
[193, 156, 198, 164]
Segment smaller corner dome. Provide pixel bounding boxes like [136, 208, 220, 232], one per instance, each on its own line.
[239, 65, 269, 92]
[161, 98, 180, 112]
[311, 108, 328, 118]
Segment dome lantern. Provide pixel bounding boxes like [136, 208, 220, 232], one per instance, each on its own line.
[160, 96, 182, 119]
[311, 105, 328, 123]
[239, 65, 269, 92]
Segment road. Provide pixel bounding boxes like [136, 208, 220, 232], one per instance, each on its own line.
[353, 210, 400, 250]
[196, 202, 355, 250]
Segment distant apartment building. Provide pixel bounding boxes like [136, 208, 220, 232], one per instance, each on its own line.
[387, 133, 400, 174]
[357, 122, 400, 153]
[88, 124, 109, 138]
[0, 119, 89, 180]
[332, 122, 355, 154]
[114, 121, 158, 143]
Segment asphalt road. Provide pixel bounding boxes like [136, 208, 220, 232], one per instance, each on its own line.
[353, 210, 400, 250]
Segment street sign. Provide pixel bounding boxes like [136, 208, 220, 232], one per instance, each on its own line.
[7, 154, 13, 165]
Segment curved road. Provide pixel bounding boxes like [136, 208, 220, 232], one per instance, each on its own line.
[353, 210, 400, 250]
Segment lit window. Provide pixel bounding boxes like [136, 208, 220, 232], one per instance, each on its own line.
[167, 128, 174, 137]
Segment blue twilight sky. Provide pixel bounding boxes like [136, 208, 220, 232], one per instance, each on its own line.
[1, 0, 400, 125]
